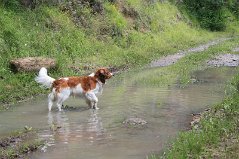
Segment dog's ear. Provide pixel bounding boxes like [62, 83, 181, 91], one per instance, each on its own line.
[99, 76, 106, 84]
[95, 69, 104, 77]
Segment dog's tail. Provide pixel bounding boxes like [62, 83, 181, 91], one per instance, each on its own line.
[35, 67, 55, 88]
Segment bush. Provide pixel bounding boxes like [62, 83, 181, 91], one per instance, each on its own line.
[183, 0, 226, 31]
[226, 0, 239, 18]
[1, 0, 21, 10]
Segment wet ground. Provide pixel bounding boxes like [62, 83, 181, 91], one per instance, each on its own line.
[0, 67, 236, 159]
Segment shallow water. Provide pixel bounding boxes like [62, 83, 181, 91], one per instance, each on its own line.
[0, 67, 236, 159]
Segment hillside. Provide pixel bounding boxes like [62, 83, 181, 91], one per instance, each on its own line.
[0, 0, 238, 105]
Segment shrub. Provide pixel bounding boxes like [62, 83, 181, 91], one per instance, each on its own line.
[226, 0, 239, 18]
[1, 0, 21, 10]
[183, 0, 226, 31]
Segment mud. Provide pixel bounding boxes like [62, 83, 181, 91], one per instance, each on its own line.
[0, 130, 44, 159]
[150, 38, 231, 67]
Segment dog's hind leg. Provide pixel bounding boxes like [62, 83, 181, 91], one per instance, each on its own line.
[56, 88, 71, 111]
[48, 92, 55, 111]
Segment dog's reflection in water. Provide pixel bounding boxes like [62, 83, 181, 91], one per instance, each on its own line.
[47, 110, 107, 145]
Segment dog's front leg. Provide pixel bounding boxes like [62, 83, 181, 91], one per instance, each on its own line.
[85, 92, 99, 109]
[94, 101, 99, 110]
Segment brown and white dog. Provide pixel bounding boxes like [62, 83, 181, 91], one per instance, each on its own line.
[35, 67, 113, 111]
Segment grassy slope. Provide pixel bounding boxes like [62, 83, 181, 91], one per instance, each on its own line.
[0, 1, 222, 107]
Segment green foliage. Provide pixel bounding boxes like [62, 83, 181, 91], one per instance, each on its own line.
[181, 0, 239, 31]
[1, 0, 21, 10]
[105, 3, 127, 29]
[226, 0, 239, 18]
[183, 0, 226, 31]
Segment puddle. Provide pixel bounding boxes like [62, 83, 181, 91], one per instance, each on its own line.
[0, 67, 236, 159]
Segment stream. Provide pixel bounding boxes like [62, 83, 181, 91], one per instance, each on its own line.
[0, 67, 236, 159]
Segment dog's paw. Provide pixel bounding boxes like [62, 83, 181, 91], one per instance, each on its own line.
[92, 106, 99, 110]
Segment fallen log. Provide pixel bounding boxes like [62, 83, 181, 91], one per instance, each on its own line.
[10, 57, 56, 73]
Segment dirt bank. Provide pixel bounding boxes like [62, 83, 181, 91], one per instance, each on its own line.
[0, 129, 44, 159]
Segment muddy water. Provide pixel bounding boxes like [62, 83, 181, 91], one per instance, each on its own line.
[0, 67, 236, 159]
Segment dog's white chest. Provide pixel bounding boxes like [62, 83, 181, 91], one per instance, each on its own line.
[93, 83, 103, 94]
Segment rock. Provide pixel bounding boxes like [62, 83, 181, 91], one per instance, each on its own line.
[123, 117, 147, 127]
[190, 78, 197, 83]
[190, 113, 201, 129]
[10, 57, 56, 73]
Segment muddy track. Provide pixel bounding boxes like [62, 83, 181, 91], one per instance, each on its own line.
[150, 38, 232, 67]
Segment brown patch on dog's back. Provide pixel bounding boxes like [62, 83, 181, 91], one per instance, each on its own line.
[67, 77, 81, 88]
[81, 77, 97, 91]
[52, 79, 68, 93]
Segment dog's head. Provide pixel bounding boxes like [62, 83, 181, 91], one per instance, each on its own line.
[94, 68, 113, 84]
